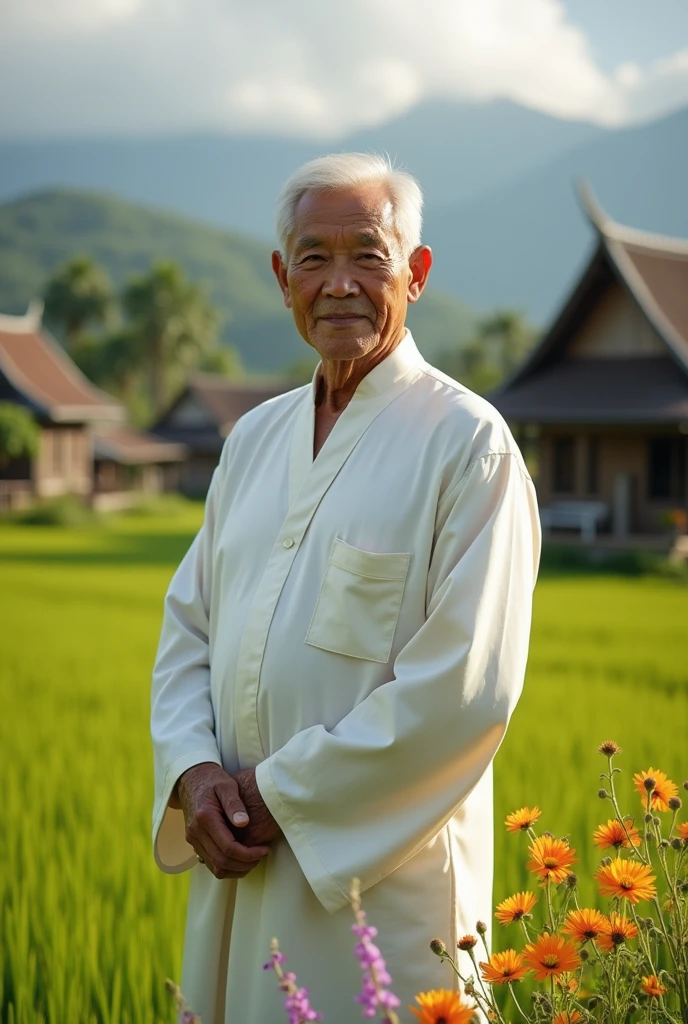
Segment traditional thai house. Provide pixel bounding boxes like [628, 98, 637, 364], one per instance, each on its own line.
[153, 373, 293, 495]
[491, 190, 688, 543]
[0, 304, 186, 511]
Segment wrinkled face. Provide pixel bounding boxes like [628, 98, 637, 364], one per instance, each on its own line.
[272, 183, 429, 363]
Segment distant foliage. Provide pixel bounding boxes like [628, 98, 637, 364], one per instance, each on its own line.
[0, 402, 40, 466]
[437, 310, 538, 395]
[43, 256, 243, 426]
[43, 255, 114, 350]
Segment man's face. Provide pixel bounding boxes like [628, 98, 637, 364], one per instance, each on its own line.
[272, 183, 431, 363]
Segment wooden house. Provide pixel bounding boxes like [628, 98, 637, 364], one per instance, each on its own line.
[0, 304, 186, 511]
[491, 191, 688, 543]
[153, 374, 293, 495]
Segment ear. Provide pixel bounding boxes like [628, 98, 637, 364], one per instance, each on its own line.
[272, 250, 292, 309]
[407, 245, 433, 304]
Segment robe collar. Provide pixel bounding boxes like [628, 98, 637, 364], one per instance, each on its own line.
[309, 329, 425, 404]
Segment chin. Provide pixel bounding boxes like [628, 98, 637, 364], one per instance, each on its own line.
[309, 325, 378, 362]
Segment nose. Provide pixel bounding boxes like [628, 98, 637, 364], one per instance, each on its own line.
[322, 259, 360, 298]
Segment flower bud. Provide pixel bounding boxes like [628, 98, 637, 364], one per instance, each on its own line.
[464, 980, 475, 996]
[645, 813, 653, 823]
[683, 781, 688, 791]
[660, 839, 670, 848]
[673, 837, 684, 850]
[644, 777, 657, 792]
[627, 999, 639, 1014]
[598, 740, 621, 756]
[653, 816, 661, 826]
[457, 935, 477, 951]
[566, 873, 578, 889]
[598, 788, 609, 799]
[580, 949, 589, 962]
[476, 920, 487, 936]
[430, 938, 447, 957]
[668, 796, 682, 811]
[644, 917, 654, 929]
[644, 831, 654, 843]
[588, 997, 598, 1009]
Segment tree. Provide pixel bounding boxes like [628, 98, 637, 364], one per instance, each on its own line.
[0, 403, 40, 468]
[122, 262, 219, 419]
[436, 309, 537, 395]
[196, 345, 244, 378]
[43, 256, 114, 350]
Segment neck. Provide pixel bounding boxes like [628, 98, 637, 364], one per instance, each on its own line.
[315, 331, 405, 414]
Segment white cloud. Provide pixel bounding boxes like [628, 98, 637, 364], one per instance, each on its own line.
[0, 0, 686, 139]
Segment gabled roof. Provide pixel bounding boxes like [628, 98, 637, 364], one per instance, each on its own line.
[0, 304, 124, 424]
[154, 372, 294, 448]
[491, 185, 688, 423]
[93, 426, 187, 465]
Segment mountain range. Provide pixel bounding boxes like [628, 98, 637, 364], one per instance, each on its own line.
[0, 97, 686, 338]
[0, 189, 477, 373]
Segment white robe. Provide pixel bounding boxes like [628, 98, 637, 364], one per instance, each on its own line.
[151, 332, 541, 1024]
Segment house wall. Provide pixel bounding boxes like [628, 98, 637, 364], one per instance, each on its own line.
[567, 282, 666, 359]
[33, 425, 92, 497]
[537, 427, 687, 535]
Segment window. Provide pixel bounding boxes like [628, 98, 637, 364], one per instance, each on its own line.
[553, 436, 576, 493]
[587, 435, 599, 494]
[648, 438, 686, 500]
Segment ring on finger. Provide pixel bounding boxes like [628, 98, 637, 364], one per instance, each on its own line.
[196, 853, 205, 865]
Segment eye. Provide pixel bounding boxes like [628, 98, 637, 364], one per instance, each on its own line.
[299, 254, 325, 265]
[357, 253, 383, 263]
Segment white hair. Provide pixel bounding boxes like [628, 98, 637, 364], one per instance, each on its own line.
[276, 152, 423, 256]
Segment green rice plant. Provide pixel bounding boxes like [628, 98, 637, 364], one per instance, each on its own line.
[0, 516, 686, 1023]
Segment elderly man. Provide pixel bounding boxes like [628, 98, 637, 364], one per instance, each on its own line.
[151, 152, 540, 1023]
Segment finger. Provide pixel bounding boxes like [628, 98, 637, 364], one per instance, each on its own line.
[195, 832, 263, 879]
[215, 780, 250, 829]
[191, 806, 270, 865]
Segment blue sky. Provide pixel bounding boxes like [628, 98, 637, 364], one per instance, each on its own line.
[0, 0, 687, 139]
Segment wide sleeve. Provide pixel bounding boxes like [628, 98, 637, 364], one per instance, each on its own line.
[150, 462, 224, 873]
[255, 451, 541, 912]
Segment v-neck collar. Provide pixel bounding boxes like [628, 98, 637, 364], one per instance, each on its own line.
[288, 330, 425, 506]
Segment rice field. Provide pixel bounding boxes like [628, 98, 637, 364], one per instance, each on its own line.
[1, 508, 686, 1023]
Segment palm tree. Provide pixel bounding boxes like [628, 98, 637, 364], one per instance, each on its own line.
[122, 262, 219, 419]
[43, 256, 114, 350]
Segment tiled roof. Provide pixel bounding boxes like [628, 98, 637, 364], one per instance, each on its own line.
[184, 373, 294, 431]
[93, 426, 187, 464]
[492, 191, 688, 421]
[0, 309, 123, 423]
[493, 356, 688, 423]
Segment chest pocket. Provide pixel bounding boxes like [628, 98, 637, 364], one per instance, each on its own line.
[306, 537, 411, 663]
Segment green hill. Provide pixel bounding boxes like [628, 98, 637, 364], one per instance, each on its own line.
[0, 188, 478, 373]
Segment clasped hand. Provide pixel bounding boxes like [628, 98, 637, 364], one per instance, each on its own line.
[175, 762, 281, 879]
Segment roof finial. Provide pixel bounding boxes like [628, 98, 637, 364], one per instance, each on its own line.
[27, 298, 44, 326]
[576, 178, 613, 236]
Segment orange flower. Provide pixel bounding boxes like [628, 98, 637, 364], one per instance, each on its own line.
[595, 857, 656, 904]
[553, 1013, 583, 1024]
[640, 975, 667, 997]
[562, 908, 607, 943]
[593, 818, 641, 850]
[527, 835, 576, 884]
[597, 912, 638, 952]
[505, 806, 541, 832]
[479, 950, 529, 985]
[495, 892, 537, 926]
[523, 934, 581, 981]
[410, 989, 476, 1024]
[633, 768, 678, 812]
[678, 822, 688, 841]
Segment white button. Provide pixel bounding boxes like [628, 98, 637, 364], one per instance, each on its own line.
[283, 537, 295, 549]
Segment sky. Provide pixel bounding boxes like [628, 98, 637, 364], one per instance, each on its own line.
[1, 0, 687, 140]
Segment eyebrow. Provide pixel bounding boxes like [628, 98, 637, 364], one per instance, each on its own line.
[293, 234, 324, 254]
[292, 230, 389, 255]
